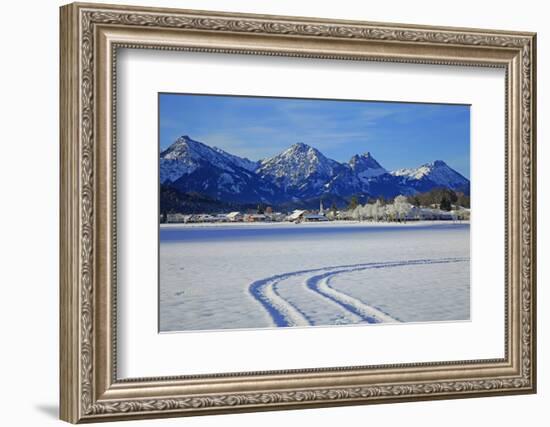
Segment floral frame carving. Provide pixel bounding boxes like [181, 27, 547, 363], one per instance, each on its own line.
[60, 2, 536, 423]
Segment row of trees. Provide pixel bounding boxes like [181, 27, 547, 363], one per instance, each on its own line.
[407, 188, 470, 210]
[334, 187, 471, 222]
[345, 188, 470, 212]
[336, 196, 415, 222]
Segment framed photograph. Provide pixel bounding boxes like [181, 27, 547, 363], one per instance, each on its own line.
[60, 2, 537, 423]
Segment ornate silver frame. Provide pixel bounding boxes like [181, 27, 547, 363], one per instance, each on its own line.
[60, 2, 536, 423]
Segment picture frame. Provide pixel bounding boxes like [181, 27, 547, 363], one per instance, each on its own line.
[59, 2, 536, 423]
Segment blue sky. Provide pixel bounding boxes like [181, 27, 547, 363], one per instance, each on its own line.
[159, 93, 470, 178]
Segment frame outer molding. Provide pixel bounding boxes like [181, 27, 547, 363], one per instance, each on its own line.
[60, 2, 536, 423]
[60, 4, 81, 423]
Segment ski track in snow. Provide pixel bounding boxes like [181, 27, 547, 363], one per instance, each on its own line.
[248, 257, 469, 328]
[248, 273, 312, 327]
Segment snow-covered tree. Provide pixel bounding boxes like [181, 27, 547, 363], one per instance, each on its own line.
[385, 203, 397, 221]
[351, 205, 362, 221]
[338, 209, 352, 220]
[373, 200, 382, 221]
[394, 195, 412, 222]
[362, 203, 373, 221]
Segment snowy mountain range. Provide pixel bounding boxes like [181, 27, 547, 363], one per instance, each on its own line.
[160, 135, 469, 211]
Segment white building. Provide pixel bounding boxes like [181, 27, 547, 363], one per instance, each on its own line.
[197, 214, 216, 222]
[265, 212, 286, 222]
[226, 211, 243, 222]
[166, 213, 189, 223]
[244, 213, 268, 222]
[303, 213, 329, 222]
[287, 210, 307, 222]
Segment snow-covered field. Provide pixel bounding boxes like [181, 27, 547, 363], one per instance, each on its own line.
[159, 222, 470, 332]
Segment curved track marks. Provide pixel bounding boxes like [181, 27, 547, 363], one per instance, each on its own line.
[248, 257, 468, 327]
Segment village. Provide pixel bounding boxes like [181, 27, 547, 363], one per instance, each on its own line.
[162, 195, 470, 224]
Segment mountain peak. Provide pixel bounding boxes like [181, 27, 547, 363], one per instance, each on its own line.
[348, 151, 387, 180]
[428, 160, 447, 168]
[171, 135, 195, 146]
[257, 142, 340, 194]
[350, 151, 378, 160]
[276, 142, 326, 161]
[159, 134, 258, 183]
[287, 142, 314, 152]
[391, 160, 468, 190]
